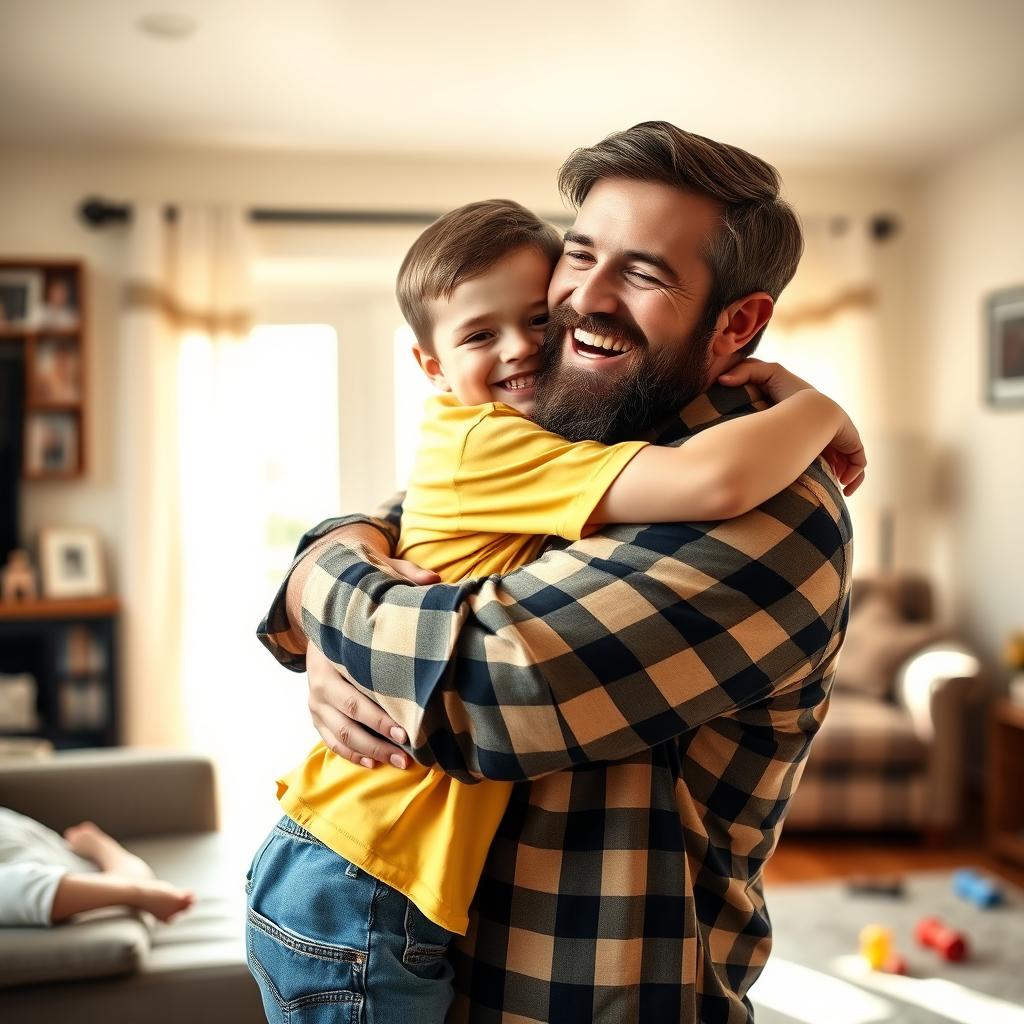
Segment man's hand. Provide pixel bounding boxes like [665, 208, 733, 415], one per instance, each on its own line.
[719, 358, 867, 496]
[307, 644, 411, 769]
[306, 552, 440, 769]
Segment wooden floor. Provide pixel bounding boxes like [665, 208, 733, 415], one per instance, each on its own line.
[765, 828, 1024, 889]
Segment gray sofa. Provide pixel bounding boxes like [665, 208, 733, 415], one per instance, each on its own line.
[0, 748, 265, 1023]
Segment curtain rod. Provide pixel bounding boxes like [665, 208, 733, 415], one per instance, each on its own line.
[78, 196, 573, 229]
[78, 197, 897, 240]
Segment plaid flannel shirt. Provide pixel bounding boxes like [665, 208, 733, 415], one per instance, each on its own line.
[258, 383, 853, 1024]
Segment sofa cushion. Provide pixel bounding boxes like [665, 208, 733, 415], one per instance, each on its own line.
[806, 692, 928, 768]
[0, 910, 150, 988]
[833, 590, 942, 700]
[0, 828, 265, 1023]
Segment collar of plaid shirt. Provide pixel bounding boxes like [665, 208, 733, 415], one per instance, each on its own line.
[259, 382, 854, 1024]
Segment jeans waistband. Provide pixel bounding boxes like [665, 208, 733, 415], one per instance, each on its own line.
[276, 814, 319, 842]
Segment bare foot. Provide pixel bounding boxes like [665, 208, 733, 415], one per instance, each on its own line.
[64, 821, 152, 878]
[133, 880, 195, 922]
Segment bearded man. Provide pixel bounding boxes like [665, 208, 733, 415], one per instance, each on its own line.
[259, 121, 853, 1023]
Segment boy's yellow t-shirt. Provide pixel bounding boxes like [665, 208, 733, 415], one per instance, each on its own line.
[276, 394, 648, 933]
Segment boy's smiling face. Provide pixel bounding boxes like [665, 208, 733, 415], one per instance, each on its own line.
[413, 245, 552, 416]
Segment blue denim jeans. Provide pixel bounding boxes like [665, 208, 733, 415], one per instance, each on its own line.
[245, 816, 455, 1024]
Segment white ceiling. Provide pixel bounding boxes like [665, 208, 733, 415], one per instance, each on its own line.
[1, 0, 1023, 171]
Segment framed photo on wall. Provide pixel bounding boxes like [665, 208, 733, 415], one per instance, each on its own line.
[987, 286, 1024, 407]
[0, 270, 43, 329]
[39, 527, 107, 599]
[32, 337, 82, 403]
[24, 412, 79, 476]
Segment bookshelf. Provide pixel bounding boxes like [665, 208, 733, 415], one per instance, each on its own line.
[0, 597, 119, 748]
[0, 258, 86, 478]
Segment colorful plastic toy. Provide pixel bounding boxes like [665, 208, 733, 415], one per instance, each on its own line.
[915, 916, 969, 962]
[881, 953, 908, 975]
[953, 868, 1003, 908]
[859, 924, 893, 969]
[845, 874, 905, 897]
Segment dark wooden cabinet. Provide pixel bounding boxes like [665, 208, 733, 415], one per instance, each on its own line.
[0, 597, 119, 748]
[988, 699, 1024, 867]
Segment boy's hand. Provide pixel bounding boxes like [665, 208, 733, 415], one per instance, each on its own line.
[718, 358, 814, 403]
[720, 358, 867, 497]
[825, 414, 867, 496]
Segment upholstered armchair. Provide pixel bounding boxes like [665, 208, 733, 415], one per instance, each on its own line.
[784, 575, 988, 840]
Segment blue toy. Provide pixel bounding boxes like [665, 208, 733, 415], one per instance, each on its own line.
[953, 868, 1003, 908]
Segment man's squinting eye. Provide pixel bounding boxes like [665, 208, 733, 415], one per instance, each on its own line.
[528, 313, 549, 329]
[628, 269, 662, 286]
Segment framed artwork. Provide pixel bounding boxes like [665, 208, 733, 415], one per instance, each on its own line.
[987, 286, 1024, 407]
[25, 412, 79, 475]
[38, 272, 80, 330]
[0, 270, 43, 329]
[32, 337, 82, 403]
[39, 527, 107, 599]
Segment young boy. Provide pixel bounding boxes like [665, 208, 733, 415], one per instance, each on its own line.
[247, 200, 864, 1023]
[0, 810, 193, 926]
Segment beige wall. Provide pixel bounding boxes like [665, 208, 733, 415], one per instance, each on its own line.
[0, 142, 565, 576]
[916, 122, 1024, 679]
[0, 142, 918, 592]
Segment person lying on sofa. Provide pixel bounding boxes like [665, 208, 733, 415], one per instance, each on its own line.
[0, 808, 194, 926]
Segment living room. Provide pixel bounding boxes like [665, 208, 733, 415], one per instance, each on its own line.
[0, 2, 1022, 1023]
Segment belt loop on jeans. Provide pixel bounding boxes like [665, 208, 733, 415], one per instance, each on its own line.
[345, 862, 359, 878]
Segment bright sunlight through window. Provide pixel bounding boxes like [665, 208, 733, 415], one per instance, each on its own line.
[178, 323, 340, 841]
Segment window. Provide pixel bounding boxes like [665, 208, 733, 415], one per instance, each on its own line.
[177, 324, 340, 836]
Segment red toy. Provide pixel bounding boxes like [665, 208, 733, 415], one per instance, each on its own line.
[881, 953, 908, 975]
[915, 917, 969, 962]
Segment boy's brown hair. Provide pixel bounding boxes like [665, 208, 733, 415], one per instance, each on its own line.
[558, 121, 803, 353]
[397, 199, 562, 353]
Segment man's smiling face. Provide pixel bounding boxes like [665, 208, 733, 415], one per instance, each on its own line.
[534, 177, 724, 443]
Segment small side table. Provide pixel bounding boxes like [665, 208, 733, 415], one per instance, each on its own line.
[988, 698, 1024, 866]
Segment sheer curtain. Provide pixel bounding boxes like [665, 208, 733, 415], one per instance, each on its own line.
[118, 205, 253, 748]
[758, 217, 884, 573]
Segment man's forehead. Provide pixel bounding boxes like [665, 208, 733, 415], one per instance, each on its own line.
[571, 178, 720, 254]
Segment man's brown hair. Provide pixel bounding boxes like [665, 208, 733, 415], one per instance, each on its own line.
[557, 121, 803, 353]
[397, 199, 562, 352]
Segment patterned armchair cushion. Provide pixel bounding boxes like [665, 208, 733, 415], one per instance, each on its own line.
[833, 590, 943, 700]
[809, 692, 928, 767]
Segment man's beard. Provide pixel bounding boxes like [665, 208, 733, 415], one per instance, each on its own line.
[533, 302, 717, 444]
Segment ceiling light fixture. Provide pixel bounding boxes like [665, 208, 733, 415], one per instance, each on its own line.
[137, 12, 199, 40]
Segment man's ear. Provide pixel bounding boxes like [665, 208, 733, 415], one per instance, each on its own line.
[412, 345, 451, 392]
[709, 292, 774, 358]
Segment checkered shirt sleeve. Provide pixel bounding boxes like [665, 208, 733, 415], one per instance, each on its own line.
[257, 498, 401, 673]
[256, 385, 854, 1023]
[258, 388, 852, 785]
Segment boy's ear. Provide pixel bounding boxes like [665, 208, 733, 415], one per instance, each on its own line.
[412, 345, 451, 391]
[709, 292, 774, 358]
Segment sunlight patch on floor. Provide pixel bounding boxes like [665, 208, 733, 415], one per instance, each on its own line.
[750, 957, 894, 1024]
[832, 955, 1024, 1024]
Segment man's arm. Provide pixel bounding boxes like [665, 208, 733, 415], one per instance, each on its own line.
[285, 465, 852, 783]
[258, 497, 403, 668]
[258, 497, 429, 769]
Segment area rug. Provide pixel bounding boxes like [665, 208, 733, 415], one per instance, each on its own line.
[748, 869, 1024, 1024]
